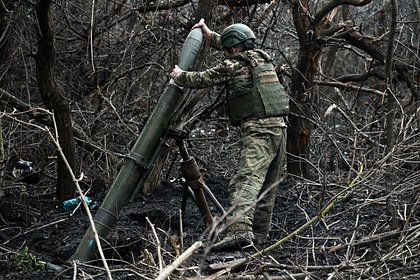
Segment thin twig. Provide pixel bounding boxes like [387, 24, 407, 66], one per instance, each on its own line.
[46, 125, 112, 280]
[324, 225, 420, 253]
[146, 217, 164, 273]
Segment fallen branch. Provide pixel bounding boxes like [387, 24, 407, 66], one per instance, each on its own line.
[192, 272, 314, 280]
[325, 224, 420, 253]
[258, 251, 420, 280]
[156, 241, 203, 280]
[0, 110, 112, 278]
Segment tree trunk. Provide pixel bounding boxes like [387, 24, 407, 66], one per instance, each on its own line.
[385, 0, 397, 175]
[0, 120, 4, 196]
[286, 0, 320, 178]
[35, 0, 76, 202]
[287, 56, 316, 178]
[384, 0, 400, 229]
[0, 0, 15, 88]
[1, 1, 17, 196]
[286, 0, 373, 178]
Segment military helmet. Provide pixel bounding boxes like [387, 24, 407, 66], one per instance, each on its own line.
[220, 23, 256, 49]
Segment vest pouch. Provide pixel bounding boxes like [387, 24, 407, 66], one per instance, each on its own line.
[258, 82, 290, 116]
[226, 50, 290, 125]
[254, 63, 290, 116]
[227, 89, 266, 126]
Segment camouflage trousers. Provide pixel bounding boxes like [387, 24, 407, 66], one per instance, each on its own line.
[226, 116, 287, 242]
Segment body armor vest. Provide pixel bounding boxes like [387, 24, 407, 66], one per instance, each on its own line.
[226, 50, 289, 126]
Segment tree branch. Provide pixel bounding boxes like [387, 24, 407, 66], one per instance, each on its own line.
[217, 0, 271, 6]
[314, 0, 372, 27]
[0, 88, 121, 160]
[135, 0, 190, 12]
[341, 29, 419, 100]
[314, 80, 385, 97]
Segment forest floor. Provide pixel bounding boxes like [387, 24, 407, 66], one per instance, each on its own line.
[0, 172, 419, 279]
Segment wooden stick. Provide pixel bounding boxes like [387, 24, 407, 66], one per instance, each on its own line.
[146, 217, 164, 273]
[156, 241, 203, 280]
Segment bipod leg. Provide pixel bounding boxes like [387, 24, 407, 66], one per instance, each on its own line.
[180, 181, 189, 229]
[175, 138, 213, 228]
[201, 183, 226, 216]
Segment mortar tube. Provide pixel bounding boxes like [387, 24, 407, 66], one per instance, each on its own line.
[69, 84, 184, 263]
[129, 138, 169, 202]
[69, 20, 203, 263]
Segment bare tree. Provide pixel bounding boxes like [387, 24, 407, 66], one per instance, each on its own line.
[1, 0, 417, 198]
[0, 1, 418, 278]
[282, 0, 375, 177]
[35, 0, 76, 202]
[384, 0, 397, 182]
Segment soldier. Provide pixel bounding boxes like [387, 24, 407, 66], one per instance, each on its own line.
[170, 21, 289, 250]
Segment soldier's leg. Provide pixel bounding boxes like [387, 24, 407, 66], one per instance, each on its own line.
[226, 125, 277, 235]
[253, 126, 287, 243]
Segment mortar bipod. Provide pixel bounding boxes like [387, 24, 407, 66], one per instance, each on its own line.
[167, 129, 226, 229]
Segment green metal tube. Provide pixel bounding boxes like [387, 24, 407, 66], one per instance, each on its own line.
[69, 84, 184, 262]
[69, 22, 203, 263]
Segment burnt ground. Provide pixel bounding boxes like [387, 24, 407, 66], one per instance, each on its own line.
[0, 172, 419, 279]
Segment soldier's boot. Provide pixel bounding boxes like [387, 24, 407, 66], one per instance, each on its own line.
[211, 231, 255, 252]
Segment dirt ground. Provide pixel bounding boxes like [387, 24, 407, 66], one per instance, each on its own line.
[0, 172, 419, 279]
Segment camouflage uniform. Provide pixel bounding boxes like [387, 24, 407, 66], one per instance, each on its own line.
[174, 32, 288, 243]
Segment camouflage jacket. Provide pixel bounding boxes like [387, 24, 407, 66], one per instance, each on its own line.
[173, 32, 252, 90]
[173, 32, 289, 125]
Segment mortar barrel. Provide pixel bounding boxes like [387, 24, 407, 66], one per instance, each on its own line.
[69, 84, 184, 262]
[70, 21, 203, 263]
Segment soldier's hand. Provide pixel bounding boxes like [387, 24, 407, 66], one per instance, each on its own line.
[192, 19, 212, 39]
[169, 65, 184, 79]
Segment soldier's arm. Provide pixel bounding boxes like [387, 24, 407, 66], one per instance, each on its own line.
[209, 32, 223, 51]
[173, 61, 234, 89]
